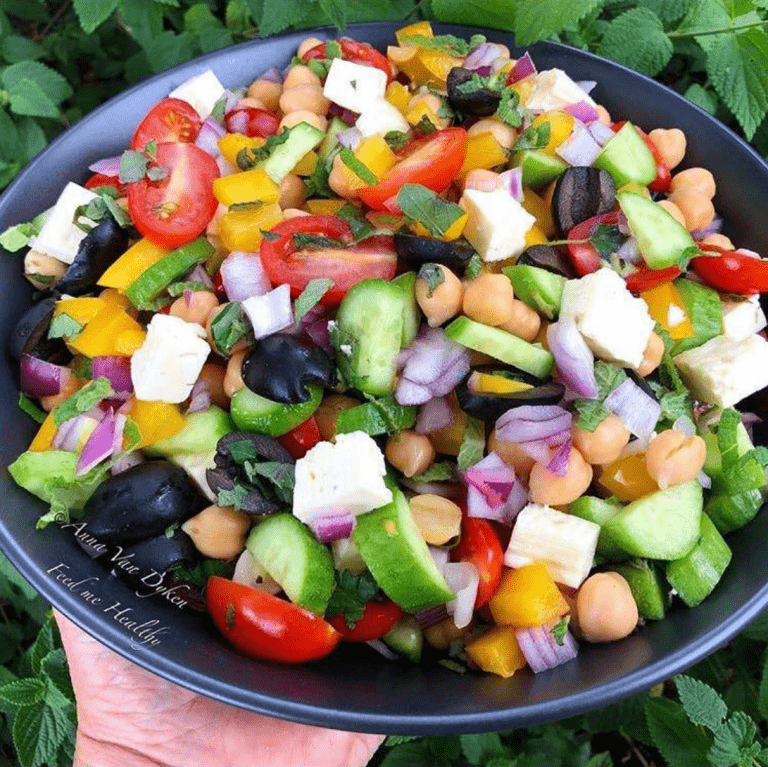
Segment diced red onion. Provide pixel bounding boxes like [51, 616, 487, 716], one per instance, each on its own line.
[515, 623, 578, 673]
[491, 58, 508, 74]
[187, 378, 211, 415]
[698, 469, 712, 490]
[242, 284, 293, 339]
[498, 167, 524, 202]
[692, 216, 723, 241]
[429, 545, 450, 571]
[415, 396, 454, 434]
[474, 65, 492, 76]
[366, 639, 399, 660]
[415, 604, 449, 630]
[328, 103, 358, 125]
[111, 412, 127, 456]
[304, 317, 333, 355]
[309, 513, 355, 543]
[508, 52, 536, 83]
[555, 122, 602, 166]
[617, 212, 630, 235]
[546, 320, 598, 399]
[77, 409, 117, 475]
[53, 414, 99, 452]
[443, 562, 479, 629]
[399, 478, 462, 498]
[587, 121, 616, 147]
[184, 263, 215, 290]
[259, 67, 283, 84]
[564, 101, 599, 124]
[496, 405, 572, 444]
[576, 80, 597, 94]
[20, 354, 72, 397]
[337, 127, 362, 150]
[232, 549, 281, 594]
[111, 450, 143, 475]
[220, 250, 271, 301]
[92, 356, 133, 394]
[465, 42, 505, 70]
[88, 156, 122, 177]
[603, 377, 661, 441]
[547, 439, 572, 477]
[227, 109, 249, 134]
[183, 289, 194, 307]
[465, 452, 527, 525]
[195, 118, 225, 157]
[616, 237, 640, 263]
[224, 88, 246, 113]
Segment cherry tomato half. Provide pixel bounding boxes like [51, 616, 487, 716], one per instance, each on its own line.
[277, 416, 321, 459]
[205, 576, 340, 663]
[260, 215, 397, 304]
[565, 211, 621, 276]
[303, 38, 392, 82]
[224, 107, 280, 138]
[329, 600, 403, 642]
[131, 98, 202, 151]
[691, 244, 768, 295]
[451, 517, 504, 609]
[84, 173, 127, 197]
[127, 142, 220, 250]
[357, 128, 469, 212]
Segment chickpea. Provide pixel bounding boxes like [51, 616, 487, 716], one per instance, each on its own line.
[196, 362, 229, 409]
[169, 290, 219, 326]
[425, 617, 473, 650]
[528, 447, 593, 506]
[40, 375, 82, 412]
[668, 188, 716, 231]
[181, 505, 251, 559]
[645, 429, 707, 489]
[572, 414, 630, 466]
[656, 199, 687, 228]
[701, 233, 734, 250]
[24, 250, 66, 290]
[328, 153, 359, 200]
[297, 36, 324, 59]
[247, 79, 282, 112]
[315, 393, 360, 441]
[463, 273, 514, 326]
[409, 494, 462, 545]
[595, 105, 611, 126]
[282, 207, 311, 219]
[279, 173, 306, 210]
[670, 166, 716, 199]
[415, 264, 463, 327]
[467, 118, 517, 150]
[463, 168, 498, 193]
[577, 572, 638, 643]
[487, 431, 537, 483]
[283, 64, 322, 90]
[636, 331, 664, 377]
[237, 96, 267, 110]
[498, 299, 540, 342]
[223, 349, 248, 398]
[385, 430, 436, 478]
[279, 84, 330, 116]
[408, 92, 443, 114]
[648, 128, 686, 170]
[279, 109, 327, 133]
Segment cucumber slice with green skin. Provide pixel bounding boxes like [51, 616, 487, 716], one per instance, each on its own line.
[601, 480, 703, 560]
[568, 496, 628, 562]
[513, 150, 568, 189]
[618, 192, 696, 270]
[353, 489, 453, 613]
[335, 397, 416, 437]
[593, 122, 656, 187]
[612, 559, 669, 620]
[262, 122, 325, 183]
[383, 616, 423, 663]
[444, 316, 554, 379]
[230, 385, 322, 437]
[146, 407, 233, 457]
[391, 271, 420, 346]
[318, 116, 349, 161]
[503, 264, 566, 320]
[670, 279, 722, 356]
[247, 513, 334, 616]
[702, 422, 753, 477]
[334, 279, 405, 396]
[666, 514, 732, 607]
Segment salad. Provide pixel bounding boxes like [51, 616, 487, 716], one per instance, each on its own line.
[5, 21, 768, 679]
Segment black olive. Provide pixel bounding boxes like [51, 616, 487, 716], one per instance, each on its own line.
[82, 461, 199, 545]
[394, 232, 476, 271]
[456, 370, 565, 422]
[447, 67, 501, 116]
[207, 432, 294, 515]
[552, 167, 616, 236]
[626, 369, 658, 401]
[7, 297, 69, 365]
[242, 333, 333, 404]
[55, 215, 129, 296]
[517, 245, 577, 279]
[114, 528, 198, 588]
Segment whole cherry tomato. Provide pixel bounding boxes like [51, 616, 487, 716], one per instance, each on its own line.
[329, 600, 403, 642]
[451, 517, 504, 609]
[224, 107, 280, 138]
[131, 97, 202, 150]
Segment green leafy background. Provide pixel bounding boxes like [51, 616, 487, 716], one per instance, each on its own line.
[4, 0, 768, 764]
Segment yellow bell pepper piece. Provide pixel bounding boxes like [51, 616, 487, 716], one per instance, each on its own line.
[217, 134, 266, 168]
[54, 297, 108, 325]
[418, 48, 464, 89]
[29, 412, 58, 452]
[427, 392, 467, 456]
[597, 453, 659, 502]
[489, 563, 570, 628]
[511, 76, 537, 105]
[68, 304, 146, 358]
[395, 20, 433, 46]
[341, 135, 398, 191]
[292, 150, 318, 176]
[385, 81, 410, 115]
[408, 211, 467, 241]
[406, 101, 443, 130]
[641, 282, 694, 340]
[525, 224, 548, 247]
[529, 111, 574, 156]
[521, 189, 556, 238]
[219, 203, 284, 252]
[387, 46, 462, 89]
[465, 626, 528, 678]
[212, 168, 280, 207]
[98, 239, 169, 291]
[619, 181, 652, 198]
[472, 373, 533, 395]
[459, 132, 508, 176]
[304, 198, 348, 215]
[128, 400, 185, 448]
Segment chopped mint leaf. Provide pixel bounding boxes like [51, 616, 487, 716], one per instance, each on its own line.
[384, 130, 410, 151]
[53, 377, 113, 428]
[0, 218, 44, 252]
[410, 461, 455, 483]
[304, 155, 334, 198]
[216, 483, 251, 510]
[166, 281, 209, 297]
[226, 438, 259, 465]
[294, 277, 334, 324]
[573, 398, 610, 432]
[458, 416, 485, 471]
[210, 95, 227, 123]
[47, 312, 83, 340]
[336, 203, 375, 242]
[590, 224, 626, 259]
[515, 122, 552, 151]
[145, 165, 168, 182]
[465, 253, 482, 280]
[496, 88, 524, 128]
[292, 233, 345, 250]
[339, 147, 378, 186]
[551, 616, 570, 646]
[18, 393, 46, 424]
[413, 114, 439, 136]
[417, 262, 445, 298]
[236, 129, 291, 169]
[244, 460, 295, 504]
[399, 33, 479, 57]
[119, 148, 149, 183]
[325, 569, 379, 628]
[396, 183, 465, 238]
[210, 301, 248, 356]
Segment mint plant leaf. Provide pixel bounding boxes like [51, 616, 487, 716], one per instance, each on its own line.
[598, 7, 673, 76]
[318, 0, 346, 30]
[460, 733, 508, 765]
[709, 711, 759, 767]
[430, 0, 517, 32]
[514, 0, 603, 45]
[5, 79, 59, 118]
[41, 649, 74, 702]
[645, 697, 713, 767]
[380, 741, 432, 767]
[0, 678, 45, 707]
[1, 61, 72, 104]
[73, 0, 120, 33]
[638, 0, 696, 25]
[258, 0, 309, 36]
[675, 675, 728, 732]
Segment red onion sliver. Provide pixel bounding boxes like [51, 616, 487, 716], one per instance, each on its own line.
[185, 263, 215, 289]
[498, 167, 524, 202]
[111, 412, 127, 456]
[309, 513, 355, 543]
[92, 356, 133, 394]
[337, 127, 362, 150]
[496, 405, 572, 443]
[564, 100, 599, 124]
[195, 118, 225, 156]
[443, 562, 479, 629]
[53, 414, 99, 452]
[259, 67, 284, 84]
[555, 122, 602, 166]
[415, 604, 449, 630]
[603, 377, 661, 441]
[187, 378, 211, 414]
[366, 639, 400, 660]
[547, 439, 572, 477]
[546, 320, 598, 399]
[220, 250, 271, 301]
[587, 121, 615, 147]
[465, 452, 527, 525]
[77, 409, 117, 475]
[508, 52, 536, 83]
[415, 396, 454, 434]
[429, 545, 450, 572]
[465, 42, 500, 69]
[616, 237, 640, 263]
[516, 623, 578, 673]
[88, 156, 122, 176]
[111, 450, 143, 475]
[227, 109, 249, 134]
[232, 549, 281, 594]
[20, 354, 71, 397]
[399, 478, 462, 499]
[692, 216, 723, 241]
[474, 65, 492, 76]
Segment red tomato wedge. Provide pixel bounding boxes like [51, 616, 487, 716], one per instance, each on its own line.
[565, 211, 621, 276]
[131, 98, 202, 150]
[127, 142, 219, 250]
[329, 601, 403, 642]
[85, 173, 127, 197]
[357, 128, 469, 212]
[692, 244, 768, 295]
[302, 38, 392, 81]
[205, 577, 340, 663]
[260, 215, 397, 304]
[451, 517, 504, 609]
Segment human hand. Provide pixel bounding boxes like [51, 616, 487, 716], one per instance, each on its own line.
[54, 611, 384, 767]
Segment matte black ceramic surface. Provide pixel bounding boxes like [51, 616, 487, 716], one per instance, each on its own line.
[2, 23, 768, 735]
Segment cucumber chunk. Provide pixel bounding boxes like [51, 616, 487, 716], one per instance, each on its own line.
[593, 122, 656, 187]
[612, 559, 669, 620]
[391, 271, 420, 346]
[335, 397, 416, 436]
[383, 616, 423, 663]
[262, 122, 325, 183]
[513, 150, 568, 189]
[568, 496, 628, 561]
[503, 264, 566, 320]
[146, 406, 233, 457]
[247, 513, 334, 615]
[230, 385, 322, 437]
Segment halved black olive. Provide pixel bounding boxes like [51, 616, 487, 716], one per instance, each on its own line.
[517, 245, 577, 279]
[394, 232, 475, 271]
[82, 461, 199, 545]
[115, 528, 198, 588]
[447, 67, 501, 117]
[7, 297, 68, 363]
[627, 369, 658, 401]
[242, 333, 333, 405]
[456, 370, 565, 422]
[553, 167, 616, 236]
[55, 215, 129, 296]
[207, 432, 294, 515]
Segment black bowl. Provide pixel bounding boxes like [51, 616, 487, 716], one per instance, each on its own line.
[2, 22, 768, 736]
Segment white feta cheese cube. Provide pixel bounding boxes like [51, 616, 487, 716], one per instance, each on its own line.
[355, 97, 409, 138]
[526, 69, 597, 112]
[674, 334, 768, 408]
[459, 188, 536, 262]
[30, 182, 98, 265]
[722, 295, 766, 341]
[171, 450, 217, 503]
[560, 268, 655, 370]
[131, 314, 210, 403]
[323, 58, 387, 114]
[293, 431, 393, 523]
[168, 69, 226, 119]
[504, 503, 599, 588]
[242, 283, 293, 339]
